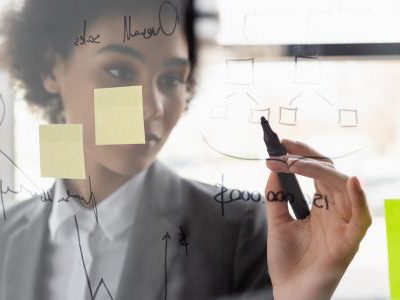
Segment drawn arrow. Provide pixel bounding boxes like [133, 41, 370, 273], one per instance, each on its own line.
[162, 232, 171, 300]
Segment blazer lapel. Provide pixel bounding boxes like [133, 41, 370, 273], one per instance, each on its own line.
[3, 199, 51, 300]
[116, 161, 186, 300]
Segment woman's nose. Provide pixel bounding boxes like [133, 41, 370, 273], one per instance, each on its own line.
[142, 84, 164, 122]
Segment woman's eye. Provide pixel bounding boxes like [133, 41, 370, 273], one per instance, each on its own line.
[159, 74, 185, 89]
[105, 67, 135, 81]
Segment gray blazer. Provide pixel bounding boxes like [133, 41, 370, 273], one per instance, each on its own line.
[0, 161, 273, 300]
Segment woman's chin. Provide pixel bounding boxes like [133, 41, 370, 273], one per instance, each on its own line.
[85, 138, 163, 177]
[105, 156, 155, 177]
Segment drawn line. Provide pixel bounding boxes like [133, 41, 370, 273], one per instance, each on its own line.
[0, 147, 42, 191]
[162, 232, 171, 300]
[266, 145, 368, 168]
[224, 92, 236, 100]
[178, 225, 189, 255]
[74, 215, 114, 300]
[245, 92, 259, 105]
[0, 94, 5, 127]
[288, 92, 303, 106]
[0, 179, 7, 221]
[200, 129, 368, 162]
[200, 131, 262, 161]
[93, 278, 113, 300]
[210, 105, 230, 120]
[164, 237, 168, 300]
[314, 90, 334, 107]
[74, 215, 93, 297]
[0, 147, 99, 223]
[1, 179, 37, 221]
[61, 176, 99, 224]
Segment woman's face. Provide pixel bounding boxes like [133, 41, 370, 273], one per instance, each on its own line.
[44, 14, 190, 177]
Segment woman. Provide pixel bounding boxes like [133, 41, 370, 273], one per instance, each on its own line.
[0, 0, 372, 299]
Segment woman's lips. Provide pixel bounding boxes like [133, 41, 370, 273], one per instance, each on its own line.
[142, 132, 161, 150]
[112, 132, 161, 152]
[145, 132, 161, 143]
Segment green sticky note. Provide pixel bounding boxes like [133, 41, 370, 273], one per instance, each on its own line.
[39, 124, 86, 179]
[385, 199, 400, 300]
[94, 85, 145, 145]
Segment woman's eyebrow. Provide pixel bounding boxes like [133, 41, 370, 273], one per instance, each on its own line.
[164, 58, 190, 67]
[97, 44, 146, 62]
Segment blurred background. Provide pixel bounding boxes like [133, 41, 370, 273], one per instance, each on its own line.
[1, 0, 400, 299]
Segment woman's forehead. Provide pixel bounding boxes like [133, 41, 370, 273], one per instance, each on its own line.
[83, 14, 189, 60]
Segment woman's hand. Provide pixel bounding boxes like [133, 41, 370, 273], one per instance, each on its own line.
[265, 139, 372, 300]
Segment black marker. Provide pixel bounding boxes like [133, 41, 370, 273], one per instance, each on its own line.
[260, 116, 310, 219]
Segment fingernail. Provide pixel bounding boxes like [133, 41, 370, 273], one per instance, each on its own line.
[282, 138, 296, 142]
[281, 138, 292, 144]
[352, 176, 363, 189]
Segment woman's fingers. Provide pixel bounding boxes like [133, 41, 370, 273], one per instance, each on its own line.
[266, 156, 345, 191]
[266, 155, 334, 173]
[288, 157, 347, 191]
[266, 157, 291, 173]
[281, 139, 334, 165]
[345, 177, 372, 245]
[265, 172, 294, 227]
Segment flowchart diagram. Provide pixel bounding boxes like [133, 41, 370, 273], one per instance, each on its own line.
[202, 55, 361, 160]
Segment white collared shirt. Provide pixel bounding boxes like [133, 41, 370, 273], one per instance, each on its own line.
[44, 170, 147, 300]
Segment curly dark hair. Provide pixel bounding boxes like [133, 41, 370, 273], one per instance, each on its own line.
[1, 0, 197, 123]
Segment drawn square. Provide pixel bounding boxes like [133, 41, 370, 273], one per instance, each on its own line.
[293, 56, 321, 84]
[226, 58, 254, 85]
[279, 107, 298, 126]
[249, 108, 270, 124]
[94, 86, 145, 145]
[39, 124, 86, 179]
[210, 104, 229, 119]
[338, 109, 358, 127]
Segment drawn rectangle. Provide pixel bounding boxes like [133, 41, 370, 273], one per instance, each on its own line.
[94, 85, 145, 145]
[385, 199, 400, 300]
[293, 56, 321, 84]
[338, 109, 358, 127]
[39, 124, 86, 179]
[279, 107, 298, 126]
[249, 108, 270, 124]
[226, 58, 254, 85]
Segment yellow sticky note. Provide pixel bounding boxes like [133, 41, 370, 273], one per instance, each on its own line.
[94, 86, 145, 145]
[39, 124, 86, 179]
[385, 199, 400, 300]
